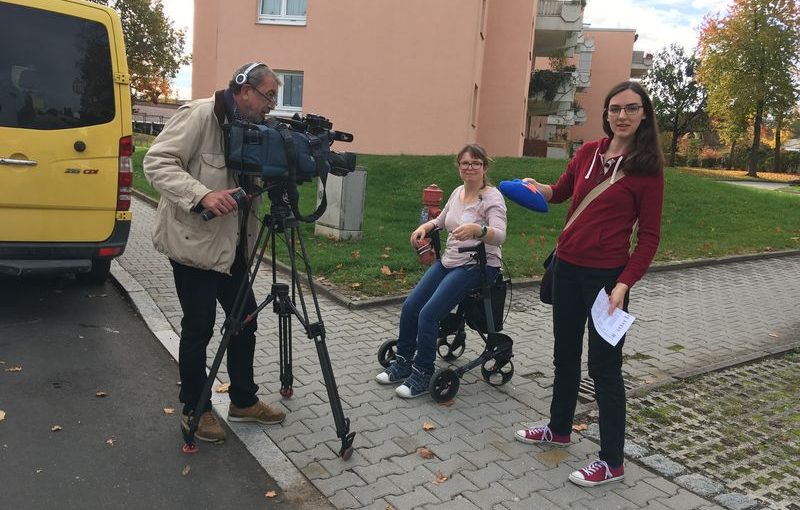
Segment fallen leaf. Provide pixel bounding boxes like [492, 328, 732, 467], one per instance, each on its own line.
[422, 421, 436, 431]
[380, 265, 392, 276]
[182, 464, 191, 476]
[0, 410, 5, 422]
[265, 490, 278, 498]
[385, 505, 397, 510]
[644, 379, 654, 384]
[432, 471, 448, 485]
[336, 263, 343, 269]
[350, 282, 361, 289]
[51, 425, 62, 432]
[351, 250, 361, 260]
[105, 438, 115, 447]
[95, 391, 109, 398]
[418, 447, 434, 459]
[572, 423, 588, 431]
[5, 366, 22, 372]
[215, 382, 230, 393]
[437, 400, 455, 407]
[163, 408, 175, 415]
[768, 332, 780, 338]
[380, 253, 391, 259]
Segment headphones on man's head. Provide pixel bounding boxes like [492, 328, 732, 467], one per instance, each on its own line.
[234, 62, 266, 86]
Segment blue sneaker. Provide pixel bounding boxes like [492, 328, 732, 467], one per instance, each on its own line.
[395, 366, 432, 398]
[375, 354, 412, 385]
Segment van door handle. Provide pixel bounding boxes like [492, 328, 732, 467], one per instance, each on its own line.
[0, 158, 38, 166]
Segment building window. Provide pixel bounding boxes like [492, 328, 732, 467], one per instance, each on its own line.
[272, 71, 303, 115]
[258, 0, 306, 26]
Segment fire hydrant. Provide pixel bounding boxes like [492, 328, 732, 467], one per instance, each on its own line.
[414, 184, 444, 265]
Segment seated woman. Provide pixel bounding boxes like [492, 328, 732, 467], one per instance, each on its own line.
[376, 143, 507, 398]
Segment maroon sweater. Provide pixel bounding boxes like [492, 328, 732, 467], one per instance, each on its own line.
[550, 137, 664, 288]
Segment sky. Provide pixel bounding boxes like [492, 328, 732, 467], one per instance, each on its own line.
[161, 0, 733, 100]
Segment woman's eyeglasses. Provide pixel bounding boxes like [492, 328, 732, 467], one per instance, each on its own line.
[459, 161, 484, 169]
[606, 104, 642, 117]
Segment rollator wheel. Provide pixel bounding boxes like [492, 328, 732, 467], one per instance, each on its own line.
[429, 368, 460, 403]
[377, 339, 399, 368]
[481, 359, 514, 386]
[436, 331, 466, 361]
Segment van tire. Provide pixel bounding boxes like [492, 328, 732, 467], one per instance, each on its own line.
[77, 259, 111, 284]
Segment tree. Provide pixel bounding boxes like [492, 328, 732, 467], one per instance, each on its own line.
[643, 44, 707, 167]
[91, 0, 190, 103]
[697, 0, 800, 177]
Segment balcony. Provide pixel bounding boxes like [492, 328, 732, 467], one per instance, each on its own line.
[528, 68, 576, 115]
[533, 0, 584, 57]
[631, 51, 653, 79]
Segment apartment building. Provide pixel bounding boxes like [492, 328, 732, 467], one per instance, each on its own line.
[193, 0, 647, 157]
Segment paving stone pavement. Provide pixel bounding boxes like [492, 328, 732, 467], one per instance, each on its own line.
[116, 196, 800, 509]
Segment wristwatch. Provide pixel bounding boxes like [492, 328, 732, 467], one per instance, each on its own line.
[478, 224, 488, 238]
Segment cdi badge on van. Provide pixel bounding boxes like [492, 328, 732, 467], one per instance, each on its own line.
[0, 0, 133, 283]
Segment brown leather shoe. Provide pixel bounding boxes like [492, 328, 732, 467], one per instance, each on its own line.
[228, 400, 286, 425]
[182, 411, 226, 443]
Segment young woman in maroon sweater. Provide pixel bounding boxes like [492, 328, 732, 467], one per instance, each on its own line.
[514, 81, 665, 487]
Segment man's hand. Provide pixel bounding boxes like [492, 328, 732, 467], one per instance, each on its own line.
[608, 282, 629, 315]
[199, 188, 241, 217]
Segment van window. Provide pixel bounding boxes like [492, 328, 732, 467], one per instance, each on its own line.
[0, 2, 115, 130]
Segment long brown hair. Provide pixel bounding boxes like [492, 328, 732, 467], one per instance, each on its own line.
[602, 81, 664, 176]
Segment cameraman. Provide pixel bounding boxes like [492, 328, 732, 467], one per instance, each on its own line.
[144, 63, 286, 443]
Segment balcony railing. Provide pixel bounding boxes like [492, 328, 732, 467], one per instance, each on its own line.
[537, 0, 583, 16]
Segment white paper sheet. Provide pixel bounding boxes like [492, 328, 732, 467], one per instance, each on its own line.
[591, 289, 635, 346]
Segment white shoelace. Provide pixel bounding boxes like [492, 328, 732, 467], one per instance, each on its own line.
[525, 424, 553, 441]
[582, 459, 611, 479]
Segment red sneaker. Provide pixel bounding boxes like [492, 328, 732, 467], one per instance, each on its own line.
[569, 459, 624, 487]
[513, 424, 570, 446]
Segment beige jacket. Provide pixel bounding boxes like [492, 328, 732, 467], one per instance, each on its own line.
[143, 93, 261, 273]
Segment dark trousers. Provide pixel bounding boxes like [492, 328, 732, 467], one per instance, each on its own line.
[548, 257, 629, 467]
[170, 252, 259, 415]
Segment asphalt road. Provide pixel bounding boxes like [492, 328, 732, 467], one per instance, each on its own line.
[0, 274, 295, 510]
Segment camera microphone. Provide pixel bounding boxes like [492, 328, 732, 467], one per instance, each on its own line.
[197, 189, 249, 221]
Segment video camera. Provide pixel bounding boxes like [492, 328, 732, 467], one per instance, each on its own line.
[224, 113, 356, 183]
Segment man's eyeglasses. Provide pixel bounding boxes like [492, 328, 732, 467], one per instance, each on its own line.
[606, 104, 642, 116]
[247, 84, 277, 105]
[459, 161, 484, 169]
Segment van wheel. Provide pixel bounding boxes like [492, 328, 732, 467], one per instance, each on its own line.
[77, 259, 111, 284]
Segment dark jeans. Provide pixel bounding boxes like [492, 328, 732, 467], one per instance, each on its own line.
[170, 252, 259, 415]
[548, 258, 630, 467]
[396, 261, 499, 374]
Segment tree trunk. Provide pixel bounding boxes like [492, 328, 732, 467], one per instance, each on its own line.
[747, 100, 763, 178]
[727, 139, 737, 170]
[774, 115, 782, 173]
[670, 127, 680, 167]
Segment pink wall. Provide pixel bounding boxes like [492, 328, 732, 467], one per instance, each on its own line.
[569, 29, 636, 144]
[478, 0, 537, 156]
[193, 0, 535, 156]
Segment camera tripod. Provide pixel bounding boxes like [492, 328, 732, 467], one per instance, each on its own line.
[182, 183, 355, 460]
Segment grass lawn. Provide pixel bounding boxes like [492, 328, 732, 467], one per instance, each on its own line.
[133, 148, 800, 296]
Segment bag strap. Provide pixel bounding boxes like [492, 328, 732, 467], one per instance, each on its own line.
[562, 169, 626, 233]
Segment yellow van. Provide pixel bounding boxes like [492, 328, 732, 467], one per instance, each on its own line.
[0, 0, 133, 283]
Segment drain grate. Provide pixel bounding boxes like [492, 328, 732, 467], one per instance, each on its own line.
[577, 377, 634, 403]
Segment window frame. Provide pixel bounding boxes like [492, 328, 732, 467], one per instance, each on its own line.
[257, 0, 307, 26]
[270, 71, 303, 116]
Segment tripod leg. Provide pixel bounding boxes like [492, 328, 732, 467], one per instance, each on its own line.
[292, 223, 355, 459]
[273, 283, 294, 398]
